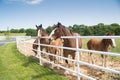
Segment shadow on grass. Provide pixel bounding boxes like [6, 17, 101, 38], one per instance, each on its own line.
[22, 55, 65, 80]
[31, 72, 57, 80]
[22, 55, 39, 67]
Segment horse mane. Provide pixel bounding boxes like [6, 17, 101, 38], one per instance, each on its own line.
[70, 30, 74, 36]
[102, 39, 110, 47]
[102, 33, 113, 46]
[42, 29, 48, 36]
[60, 25, 73, 36]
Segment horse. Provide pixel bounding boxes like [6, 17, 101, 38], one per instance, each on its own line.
[48, 38, 64, 69]
[32, 24, 50, 57]
[87, 33, 116, 67]
[48, 22, 82, 74]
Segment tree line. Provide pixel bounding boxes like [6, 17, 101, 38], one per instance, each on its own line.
[68, 23, 120, 36]
[0, 23, 120, 36]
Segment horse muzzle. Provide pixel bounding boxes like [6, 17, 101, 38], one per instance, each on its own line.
[112, 46, 116, 48]
[49, 38, 54, 42]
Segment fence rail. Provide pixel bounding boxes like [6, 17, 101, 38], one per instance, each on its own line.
[16, 36, 120, 80]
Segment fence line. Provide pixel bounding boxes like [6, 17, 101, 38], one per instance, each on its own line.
[16, 36, 120, 80]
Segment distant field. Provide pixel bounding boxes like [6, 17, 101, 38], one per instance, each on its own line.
[0, 43, 66, 80]
[0, 33, 26, 36]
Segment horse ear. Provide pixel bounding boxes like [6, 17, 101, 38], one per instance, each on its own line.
[39, 24, 42, 28]
[53, 24, 56, 29]
[36, 25, 39, 29]
[105, 33, 110, 36]
[57, 22, 61, 27]
[57, 22, 61, 28]
[111, 33, 115, 35]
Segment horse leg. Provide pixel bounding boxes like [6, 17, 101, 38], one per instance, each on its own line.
[60, 48, 64, 64]
[57, 49, 60, 64]
[90, 53, 95, 64]
[49, 55, 54, 69]
[89, 53, 93, 63]
[72, 52, 78, 76]
[79, 51, 82, 60]
[56, 50, 60, 69]
[104, 55, 108, 67]
[101, 54, 105, 67]
[63, 53, 70, 75]
[88, 52, 91, 63]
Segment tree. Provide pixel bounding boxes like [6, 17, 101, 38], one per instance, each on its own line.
[45, 26, 53, 34]
[110, 23, 119, 26]
[115, 27, 120, 35]
[10, 29, 19, 33]
[25, 28, 37, 36]
[19, 28, 25, 33]
[68, 26, 73, 32]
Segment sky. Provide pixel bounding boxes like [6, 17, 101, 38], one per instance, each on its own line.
[0, 0, 120, 30]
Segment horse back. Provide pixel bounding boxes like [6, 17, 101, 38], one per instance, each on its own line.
[87, 39, 103, 50]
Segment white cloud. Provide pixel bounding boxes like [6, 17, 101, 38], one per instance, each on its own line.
[4, 0, 43, 5]
[25, 0, 43, 5]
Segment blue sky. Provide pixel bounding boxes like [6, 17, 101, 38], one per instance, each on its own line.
[0, 0, 120, 30]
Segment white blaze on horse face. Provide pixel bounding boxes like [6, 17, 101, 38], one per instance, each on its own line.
[111, 39, 116, 47]
[37, 29, 41, 37]
[49, 28, 56, 40]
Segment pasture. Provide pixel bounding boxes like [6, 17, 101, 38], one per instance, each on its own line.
[17, 36, 120, 80]
[0, 43, 66, 80]
[0, 33, 26, 36]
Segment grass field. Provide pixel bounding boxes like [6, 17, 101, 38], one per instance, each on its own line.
[0, 43, 66, 80]
[0, 33, 26, 36]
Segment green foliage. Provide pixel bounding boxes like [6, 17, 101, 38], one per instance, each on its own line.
[25, 28, 37, 36]
[10, 28, 25, 33]
[68, 23, 120, 36]
[0, 43, 66, 80]
[19, 28, 25, 33]
[10, 29, 19, 33]
[0, 23, 120, 36]
[45, 26, 53, 35]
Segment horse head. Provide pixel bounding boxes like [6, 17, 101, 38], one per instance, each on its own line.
[36, 24, 46, 37]
[49, 22, 65, 41]
[105, 33, 116, 48]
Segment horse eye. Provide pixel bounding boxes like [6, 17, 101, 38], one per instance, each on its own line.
[56, 29, 59, 33]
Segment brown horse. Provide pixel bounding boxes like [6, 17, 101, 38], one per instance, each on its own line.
[48, 22, 82, 73]
[32, 24, 50, 56]
[87, 33, 116, 67]
[48, 38, 64, 69]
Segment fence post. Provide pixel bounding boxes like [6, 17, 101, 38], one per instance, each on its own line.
[24, 38, 27, 56]
[38, 37, 42, 65]
[76, 35, 80, 80]
[16, 37, 20, 52]
[16, 37, 18, 49]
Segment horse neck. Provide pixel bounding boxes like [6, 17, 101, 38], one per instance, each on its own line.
[102, 39, 110, 51]
[62, 28, 76, 47]
[39, 31, 49, 44]
[42, 31, 48, 36]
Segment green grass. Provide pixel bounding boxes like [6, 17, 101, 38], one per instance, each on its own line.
[110, 39, 120, 61]
[0, 43, 66, 80]
[0, 33, 26, 36]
